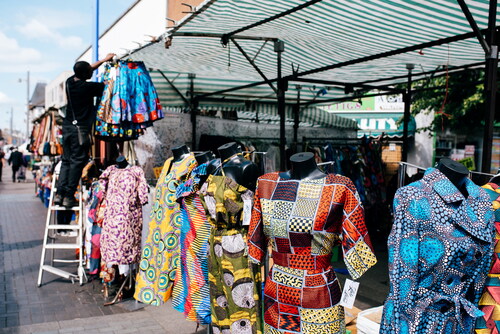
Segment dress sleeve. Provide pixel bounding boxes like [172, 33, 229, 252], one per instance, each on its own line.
[248, 179, 267, 265]
[380, 187, 420, 332]
[341, 179, 377, 280]
[136, 167, 149, 206]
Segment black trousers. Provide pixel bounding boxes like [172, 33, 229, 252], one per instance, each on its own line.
[57, 124, 90, 197]
[11, 166, 19, 182]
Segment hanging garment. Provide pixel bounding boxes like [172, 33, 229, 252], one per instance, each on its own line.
[172, 162, 212, 324]
[380, 168, 494, 334]
[85, 180, 106, 275]
[475, 182, 500, 334]
[248, 172, 377, 334]
[134, 155, 197, 305]
[95, 61, 163, 140]
[200, 174, 262, 334]
[100, 165, 148, 265]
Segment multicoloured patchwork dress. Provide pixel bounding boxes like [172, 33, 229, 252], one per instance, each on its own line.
[200, 174, 262, 334]
[476, 182, 500, 334]
[134, 155, 196, 305]
[248, 172, 377, 334]
[172, 162, 212, 324]
[380, 168, 494, 334]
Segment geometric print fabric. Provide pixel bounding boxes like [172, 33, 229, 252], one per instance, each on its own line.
[248, 172, 376, 333]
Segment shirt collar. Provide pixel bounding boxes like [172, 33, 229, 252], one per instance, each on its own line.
[423, 167, 478, 203]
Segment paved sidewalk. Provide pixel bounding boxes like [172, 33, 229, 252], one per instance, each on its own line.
[0, 166, 205, 334]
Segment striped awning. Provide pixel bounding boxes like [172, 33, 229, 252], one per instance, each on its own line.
[130, 0, 497, 127]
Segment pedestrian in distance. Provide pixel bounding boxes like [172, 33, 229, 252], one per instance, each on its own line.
[0, 148, 4, 182]
[7, 147, 25, 182]
[54, 53, 116, 208]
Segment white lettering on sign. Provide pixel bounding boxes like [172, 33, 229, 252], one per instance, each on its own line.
[358, 118, 399, 130]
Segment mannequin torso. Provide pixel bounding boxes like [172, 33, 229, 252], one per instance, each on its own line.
[217, 142, 259, 191]
[437, 158, 469, 197]
[280, 152, 326, 180]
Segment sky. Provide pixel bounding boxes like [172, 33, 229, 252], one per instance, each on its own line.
[0, 0, 136, 136]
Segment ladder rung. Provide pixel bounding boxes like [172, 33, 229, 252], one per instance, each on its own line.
[50, 206, 81, 211]
[45, 243, 80, 249]
[47, 225, 80, 230]
[41, 265, 78, 279]
[53, 259, 80, 263]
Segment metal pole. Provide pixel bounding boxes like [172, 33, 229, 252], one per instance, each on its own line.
[10, 107, 13, 144]
[275, 40, 286, 170]
[293, 85, 301, 148]
[189, 73, 197, 150]
[402, 64, 414, 162]
[92, 0, 99, 83]
[26, 71, 30, 140]
[481, 0, 498, 173]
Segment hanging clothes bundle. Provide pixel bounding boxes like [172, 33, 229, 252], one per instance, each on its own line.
[29, 111, 63, 156]
[95, 60, 164, 140]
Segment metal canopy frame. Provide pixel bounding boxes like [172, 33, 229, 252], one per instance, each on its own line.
[152, 0, 498, 171]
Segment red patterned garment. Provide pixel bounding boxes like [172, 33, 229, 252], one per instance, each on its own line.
[248, 172, 377, 334]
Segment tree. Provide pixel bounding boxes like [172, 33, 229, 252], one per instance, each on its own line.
[409, 68, 489, 135]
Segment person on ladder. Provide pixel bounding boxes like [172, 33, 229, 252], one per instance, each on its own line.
[54, 53, 115, 208]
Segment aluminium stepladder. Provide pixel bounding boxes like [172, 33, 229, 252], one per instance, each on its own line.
[37, 171, 87, 286]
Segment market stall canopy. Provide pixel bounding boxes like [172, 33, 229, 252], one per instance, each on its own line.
[130, 0, 497, 104]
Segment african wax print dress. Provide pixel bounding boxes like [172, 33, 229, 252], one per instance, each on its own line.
[85, 180, 106, 275]
[172, 162, 212, 324]
[380, 168, 494, 334]
[476, 182, 500, 334]
[200, 174, 262, 334]
[134, 154, 197, 305]
[100, 165, 148, 265]
[248, 172, 377, 334]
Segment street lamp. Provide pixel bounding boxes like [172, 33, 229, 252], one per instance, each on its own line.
[18, 71, 30, 140]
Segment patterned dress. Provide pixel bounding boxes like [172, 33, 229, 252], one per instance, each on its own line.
[200, 174, 262, 334]
[134, 155, 197, 305]
[380, 168, 494, 334]
[476, 182, 500, 334]
[172, 162, 212, 324]
[100, 165, 148, 265]
[248, 172, 377, 334]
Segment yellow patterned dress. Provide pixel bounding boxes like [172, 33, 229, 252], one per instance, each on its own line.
[200, 174, 263, 334]
[134, 155, 196, 305]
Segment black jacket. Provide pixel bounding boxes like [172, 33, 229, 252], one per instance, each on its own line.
[8, 151, 25, 168]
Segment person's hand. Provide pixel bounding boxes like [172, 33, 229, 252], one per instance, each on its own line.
[103, 53, 116, 62]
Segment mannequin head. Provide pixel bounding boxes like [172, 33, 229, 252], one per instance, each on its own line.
[195, 151, 215, 165]
[172, 144, 190, 162]
[218, 142, 241, 162]
[116, 155, 129, 169]
[287, 152, 326, 180]
[437, 158, 469, 195]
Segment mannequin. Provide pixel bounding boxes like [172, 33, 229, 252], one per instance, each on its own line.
[195, 151, 219, 185]
[116, 155, 129, 169]
[172, 144, 190, 162]
[280, 152, 327, 180]
[217, 142, 259, 191]
[437, 158, 469, 197]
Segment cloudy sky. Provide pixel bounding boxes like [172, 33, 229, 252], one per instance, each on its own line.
[0, 0, 136, 135]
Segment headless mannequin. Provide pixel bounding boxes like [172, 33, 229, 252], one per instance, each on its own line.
[280, 152, 327, 180]
[195, 151, 219, 185]
[437, 158, 469, 197]
[116, 156, 129, 169]
[217, 142, 259, 191]
[172, 144, 190, 163]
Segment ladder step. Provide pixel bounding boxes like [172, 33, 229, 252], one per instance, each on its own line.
[45, 243, 80, 249]
[47, 225, 80, 230]
[53, 259, 80, 263]
[50, 206, 81, 211]
[41, 265, 78, 279]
